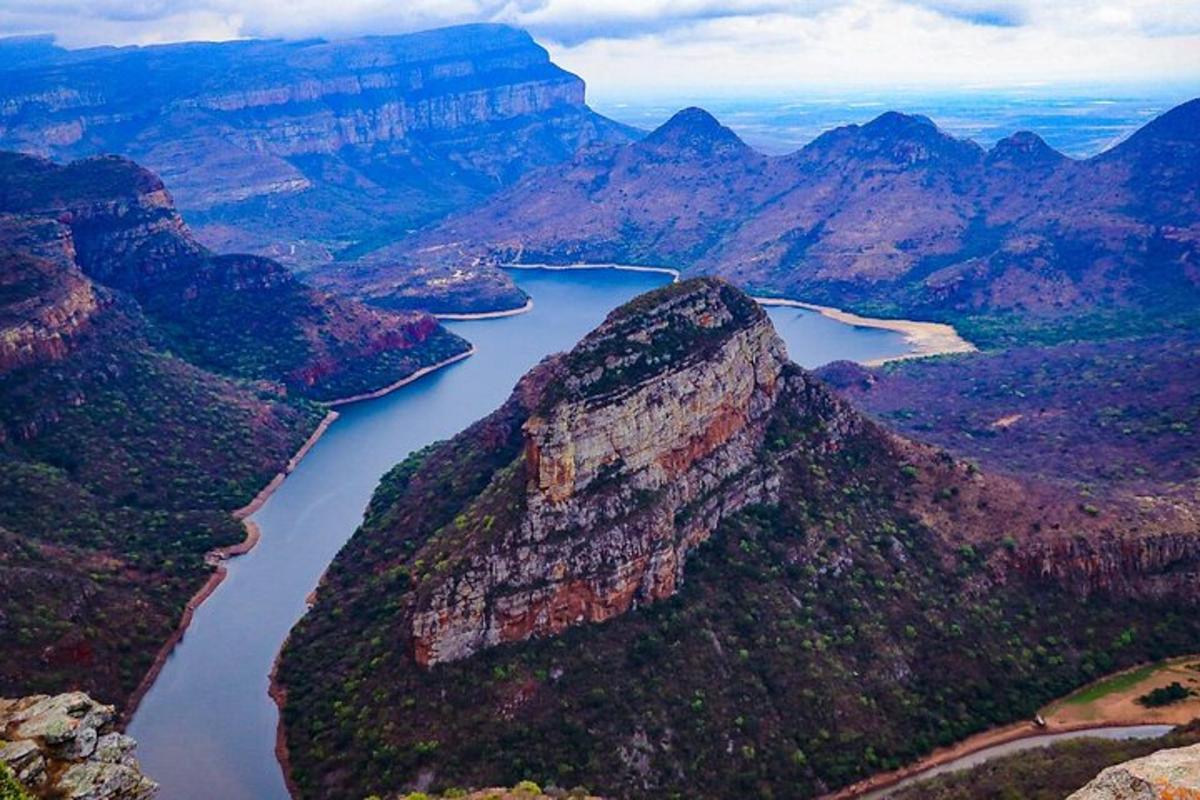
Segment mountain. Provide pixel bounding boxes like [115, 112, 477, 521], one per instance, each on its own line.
[0, 150, 467, 709]
[394, 99, 1200, 337]
[0, 25, 638, 312]
[276, 279, 1200, 799]
[0, 151, 469, 400]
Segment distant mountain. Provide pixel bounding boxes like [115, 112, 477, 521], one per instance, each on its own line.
[0, 25, 638, 311]
[0, 149, 467, 707]
[397, 99, 1200, 336]
[276, 279, 1200, 800]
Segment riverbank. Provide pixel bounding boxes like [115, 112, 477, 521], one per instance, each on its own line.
[503, 262, 682, 281]
[754, 297, 976, 365]
[435, 298, 534, 320]
[326, 346, 477, 407]
[124, 349, 478, 726]
[122, 520, 264, 724]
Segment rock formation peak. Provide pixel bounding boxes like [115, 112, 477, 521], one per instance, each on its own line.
[987, 130, 1068, 167]
[408, 278, 791, 665]
[642, 106, 750, 156]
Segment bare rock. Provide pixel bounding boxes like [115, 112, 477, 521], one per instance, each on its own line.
[0, 692, 157, 799]
[1067, 742, 1200, 799]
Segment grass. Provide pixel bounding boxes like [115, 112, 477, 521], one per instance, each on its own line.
[1060, 663, 1162, 706]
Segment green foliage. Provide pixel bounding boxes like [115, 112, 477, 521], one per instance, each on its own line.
[0, 763, 31, 800]
[1136, 681, 1192, 708]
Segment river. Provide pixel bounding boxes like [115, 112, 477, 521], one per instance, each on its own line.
[127, 267, 932, 799]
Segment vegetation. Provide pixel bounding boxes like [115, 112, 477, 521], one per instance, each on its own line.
[890, 721, 1200, 800]
[1137, 682, 1193, 708]
[277, 356, 1200, 799]
[0, 763, 32, 800]
[0, 304, 323, 706]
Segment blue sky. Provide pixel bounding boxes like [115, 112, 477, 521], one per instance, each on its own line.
[2, 1, 1199, 97]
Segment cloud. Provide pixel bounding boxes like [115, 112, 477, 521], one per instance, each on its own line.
[0, 0, 1198, 92]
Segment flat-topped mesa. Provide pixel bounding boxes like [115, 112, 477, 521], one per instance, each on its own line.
[411, 279, 791, 666]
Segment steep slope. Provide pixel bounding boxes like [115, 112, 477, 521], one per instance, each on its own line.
[0, 151, 469, 400]
[0, 212, 324, 708]
[277, 279, 1200, 799]
[398, 100, 1200, 338]
[0, 25, 637, 311]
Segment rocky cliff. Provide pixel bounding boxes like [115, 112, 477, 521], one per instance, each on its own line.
[411, 281, 790, 664]
[0, 25, 637, 311]
[0, 693, 156, 799]
[1068, 743, 1200, 800]
[398, 99, 1200, 334]
[0, 151, 470, 400]
[277, 279, 1200, 800]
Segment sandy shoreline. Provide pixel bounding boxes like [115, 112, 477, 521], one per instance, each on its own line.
[436, 298, 534, 320]
[122, 348, 479, 726]
[754, 297, 977, 365]
[326, 346, 476, 407]
[502, 261, 682, 281]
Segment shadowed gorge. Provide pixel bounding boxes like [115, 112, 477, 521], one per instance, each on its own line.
[276, 279, 1200, 799]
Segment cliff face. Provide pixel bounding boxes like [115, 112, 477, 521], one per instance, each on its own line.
[400, 99, 1200, 328]
[278, 279, 1200, 800]
[412, 281, 790, 664]
[0, 25, 636, 310]
[0, 693, 157, 799]
[0, 151, 470, 400]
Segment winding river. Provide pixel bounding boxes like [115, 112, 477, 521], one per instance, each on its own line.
[126, 268, 949, 799]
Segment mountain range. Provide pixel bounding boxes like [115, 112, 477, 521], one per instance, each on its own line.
[0, 25, 635, 312]
[276, 279, 1200, 799]
[391, 100, 1200, 336]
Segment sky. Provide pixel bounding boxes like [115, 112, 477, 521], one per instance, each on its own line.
[2, 1, 1200, 98]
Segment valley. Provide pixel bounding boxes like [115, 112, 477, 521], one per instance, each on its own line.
[1, 13, 1198, 800]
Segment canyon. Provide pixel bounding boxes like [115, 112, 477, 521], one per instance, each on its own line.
[0, 149, 466, 710]
[276, 279, 1200, 799]
[0, 25, 636, 312]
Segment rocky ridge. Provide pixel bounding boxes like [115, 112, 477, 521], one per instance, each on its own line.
[396, 99, 1200, 332]
[0, 151, 469, 400]
[412, 280, 791, 664]
[0, 693, 156, 799]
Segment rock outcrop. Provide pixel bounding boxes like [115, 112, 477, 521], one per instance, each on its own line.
[0, 693, 156, 799]
[1068, 743, 1200, 800]
[411, 280, 792, 664]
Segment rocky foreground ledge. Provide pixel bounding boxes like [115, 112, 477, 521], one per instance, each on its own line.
[1068, 742, 1200, 800]
[0, 693, 156, 799]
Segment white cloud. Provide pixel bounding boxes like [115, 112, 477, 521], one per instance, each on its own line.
[0, 0, 1198, 92]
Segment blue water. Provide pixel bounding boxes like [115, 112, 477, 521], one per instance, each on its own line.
[127, 268, 912, 799]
